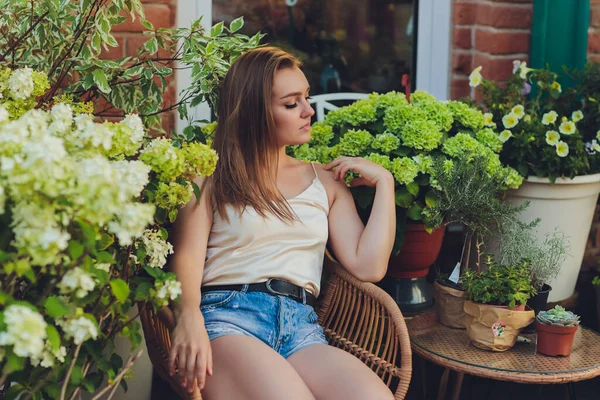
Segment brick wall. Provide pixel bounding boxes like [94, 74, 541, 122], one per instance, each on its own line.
[589, 0, 600, 63]
[451, 0, 533, 100]
[100, 0, 177, 133]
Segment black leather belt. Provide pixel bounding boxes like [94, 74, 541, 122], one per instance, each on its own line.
[202, 278, 317, 307]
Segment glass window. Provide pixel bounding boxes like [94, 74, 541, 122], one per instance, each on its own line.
[213, 0, 417, 95]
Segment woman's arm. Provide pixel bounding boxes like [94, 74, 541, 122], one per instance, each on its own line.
[168, 177, 214, 392]
[323, 158, 396, 282]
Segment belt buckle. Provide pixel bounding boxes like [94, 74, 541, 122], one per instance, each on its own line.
[266, 278, 301, 302]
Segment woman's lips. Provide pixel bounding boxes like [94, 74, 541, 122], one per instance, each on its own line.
[301, 123, 311, 131]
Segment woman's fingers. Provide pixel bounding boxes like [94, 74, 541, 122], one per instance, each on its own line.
[177, 351, 187, 384]
[168, 346, 178, 376]
[207, 344, 213, 377]
[195, 352, 207, 391]
[186, 349, 198, 392]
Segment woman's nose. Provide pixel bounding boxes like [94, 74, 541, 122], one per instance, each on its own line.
[302, 102, 315, 118]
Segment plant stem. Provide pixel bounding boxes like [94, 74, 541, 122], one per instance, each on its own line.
[60, 343, 82, 400]
[90, 349, 143, 400]
[0, 11, 50, 62]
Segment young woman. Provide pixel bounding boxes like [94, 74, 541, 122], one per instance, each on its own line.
[168, 47, 396, 400]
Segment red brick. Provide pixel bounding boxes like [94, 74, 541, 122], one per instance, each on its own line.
[126, 35, 173, 58]
[100, 35, 125, 60]
[160, 110, 176, 134]
[588, 54, 600, 64]
[592, 7, 600, 28]
[454, 28, 472, 49]
[113, 4, 173, 32]
[473, 53, 527, 82]
[475, 29, 530, 55]
[452, 53, 473, 75]
[589, 32, 600, 54]
[451, 78, 471, 100]
[477, 4, 532, 29]
[453, 3, 476, 25]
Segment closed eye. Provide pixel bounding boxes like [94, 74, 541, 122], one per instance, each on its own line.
[284, 96, 312, 109]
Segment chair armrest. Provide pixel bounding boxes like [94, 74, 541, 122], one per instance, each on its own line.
[138, 303, 203, 400]
[316, 252, 412, 399]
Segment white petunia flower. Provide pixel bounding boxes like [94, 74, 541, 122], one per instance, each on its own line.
[483, 113, 495, 127]
[58, 267, 96, 298]
[556, 141, 569, 157]
[542, 111, 558, 125]
[511, 105, 525, 119]
[0, 305, 47, 360]
[551, 81, 562, 93]
[502, 113, 519, 129]
[545, 130, 560, 146]
[571, 110, 584, 123]
[559, 119, 576, 135]
[498, 130, 513, 143]
[469, 66, 483, 87]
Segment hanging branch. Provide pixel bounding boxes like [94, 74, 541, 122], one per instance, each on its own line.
[0, 11, 50, 62]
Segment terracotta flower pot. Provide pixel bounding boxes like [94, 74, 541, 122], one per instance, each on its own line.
[535, 322, 578, 357]
[387, 224, 445, 279]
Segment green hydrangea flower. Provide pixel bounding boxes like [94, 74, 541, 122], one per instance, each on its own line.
[338, 129, 373, 156]
[371, 132, 400, 153]
[447, 101, 485, 131]
[413, 154, 434, 175]
[365, 153, 392, 170]
[325, 97, 377, 127]
[442, 133, 488, 160]
[180, 141, 218, 180]
[139, 138, 185, 182]
[401, 120, 443, 151]
[309, 122, 334, 146]
[103, 122, 140, 159]
[476, 128, 504, 153]
[375, 91, 408, 110]
[391, 157, 419, 185]
[154, 181, 193, 210]
[504, 167, 524, 189]
[383, 104, 428, 134]
[412, 93, 454, 132]
[200, 121, 217, 145]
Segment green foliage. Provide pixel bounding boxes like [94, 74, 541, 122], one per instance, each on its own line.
[288, 91, 522, 254]
[462, 257, 537, 308]
[536, 305, 580, 327]
[593, 276, 600, 286]
[472, 61, 600, 180]
[0, 0, 261, 133]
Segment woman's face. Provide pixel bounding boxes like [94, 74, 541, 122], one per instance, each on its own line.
[271, 67, 315, 147]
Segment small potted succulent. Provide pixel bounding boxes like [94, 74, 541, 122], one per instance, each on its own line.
[536, 305, 581, 356]
[461, 257, 536, 351]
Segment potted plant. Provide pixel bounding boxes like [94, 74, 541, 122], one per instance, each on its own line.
[290, 91, 522, 309]
[536, 306, 581, 356]
[424, 156, 525, 328]
[461, 257, 536, 351]
[496, 218, 570, 331]
[469, 63, 600, 303]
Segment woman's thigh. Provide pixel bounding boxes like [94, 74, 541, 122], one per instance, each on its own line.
[202, 334, 316, 400]
[287, 344, 395, 400]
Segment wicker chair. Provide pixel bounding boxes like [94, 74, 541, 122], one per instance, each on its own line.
[138, 251, 412, 399]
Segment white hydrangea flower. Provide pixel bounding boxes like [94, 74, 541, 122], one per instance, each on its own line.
[108, 203, 155, 246]
[61, 316, 98, 345]
[0, 105, 9, 123]
[8, 67, 34, 100]
[48, 103, 73, 135]
[73, 114, 112, 151]
[138, 229, 174, 268]
[0, 305, 47, 359]
[122, 114, 145, 146]
[95, 263, 111, 272]
[155, 279, 182, 306]
[58, 267, 96, 298]
[112, 159, 151, 201]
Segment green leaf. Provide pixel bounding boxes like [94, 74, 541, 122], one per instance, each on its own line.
[230, 16, 244, 33]
[3, 352, 25, 374]
[144, 265, 163, 280]
[144, 37, 158, 55]
[44, 296, 71, 318]
[141, 19, 154, 30]
[110, 279, 130, 303]
[168, 208, 178, 223]
[210, 22, 224, 37]
[425, 190, 439, 208]
[91, 31, 102, 53]
[93, 69, 111, 94]
[406, 182, 420, 197]
[394, 187, 414, 208]
[97, 233, 114, 251]
[68, 241, 84, 260]
[42, 383, 61, 398]
[192, 181, 201, 205]
[46, 325, 61, 351]
[96, 251, 116, 264]
[407, 203, 424, 221]
[134, 282, 152, 301]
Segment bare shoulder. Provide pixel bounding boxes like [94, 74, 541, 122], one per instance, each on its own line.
[312, 163, 347, 205]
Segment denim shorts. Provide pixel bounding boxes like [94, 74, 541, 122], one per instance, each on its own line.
[200, 284, 328, 359]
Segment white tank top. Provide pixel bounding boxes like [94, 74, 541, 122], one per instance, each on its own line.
[202, 163, 329, 296]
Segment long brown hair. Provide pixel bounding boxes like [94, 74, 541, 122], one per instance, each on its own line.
[209, 46, 302, 222]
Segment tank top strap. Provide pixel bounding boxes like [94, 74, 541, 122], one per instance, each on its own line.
[310, 162, 319, 180]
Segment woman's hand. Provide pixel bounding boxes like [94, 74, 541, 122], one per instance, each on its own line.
[325, 157, 394, 187]
[168, 308, 212, 393]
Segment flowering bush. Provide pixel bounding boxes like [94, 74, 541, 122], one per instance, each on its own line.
[289, 91, 522, 253]
[0, 67, 218, 398]
[468, 61, 600, 180]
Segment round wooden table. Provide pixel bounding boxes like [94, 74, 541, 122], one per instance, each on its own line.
[406, 311, 600, 400]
